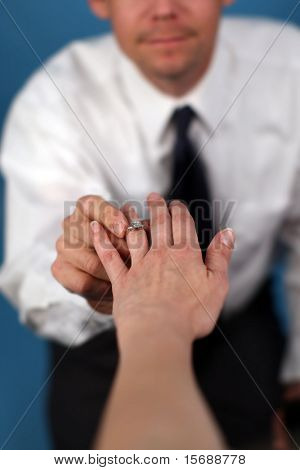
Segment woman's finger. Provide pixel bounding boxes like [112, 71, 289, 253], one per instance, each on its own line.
[90, 221, 128, 284]
[169, 200, 200, 253]
[147, 192, 173, 249]
[122, 203, 149, 266]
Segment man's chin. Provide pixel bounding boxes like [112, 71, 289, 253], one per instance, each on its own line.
[144, 56, 193, 80]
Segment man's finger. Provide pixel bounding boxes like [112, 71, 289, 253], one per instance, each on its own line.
[55, 239, 110, 281]
[271, 410, 291, 450]
[77, 195, 128, 238]
[51, 258, 111, 300]
[63, 214, 130, 255]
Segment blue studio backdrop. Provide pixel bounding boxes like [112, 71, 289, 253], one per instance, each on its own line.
[1, 0, 300, 450]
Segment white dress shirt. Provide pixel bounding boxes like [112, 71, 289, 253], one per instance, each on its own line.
[1, 17, 300, 383]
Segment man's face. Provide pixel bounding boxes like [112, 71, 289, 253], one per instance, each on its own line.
[89, 0, 233, 88]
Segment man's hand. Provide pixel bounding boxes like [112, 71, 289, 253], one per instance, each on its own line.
[272, 382, 300, 449]
[51, 195, 129, 314]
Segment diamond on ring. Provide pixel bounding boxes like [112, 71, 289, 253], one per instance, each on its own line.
[127, 219, 144, 232]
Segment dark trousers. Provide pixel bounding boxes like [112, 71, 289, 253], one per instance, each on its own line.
[48, 279, 286, 449]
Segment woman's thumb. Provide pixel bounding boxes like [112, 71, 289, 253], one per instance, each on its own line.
[205, 228, 236, 276]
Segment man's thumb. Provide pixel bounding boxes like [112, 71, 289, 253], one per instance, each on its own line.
[205, 229, 236, 276]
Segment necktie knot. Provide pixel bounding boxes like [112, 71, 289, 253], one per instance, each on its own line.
[172, 105, 196, 138]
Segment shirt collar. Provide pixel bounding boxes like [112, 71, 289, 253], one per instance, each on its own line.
[116, 22, 233, 148]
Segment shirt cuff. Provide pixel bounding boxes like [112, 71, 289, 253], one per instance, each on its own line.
[18, 269, 115, 346]
[24, 302, 114, 347]
[0, 250, 114, 346]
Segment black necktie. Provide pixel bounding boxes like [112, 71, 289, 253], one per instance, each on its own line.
[166, 106, 213, 255]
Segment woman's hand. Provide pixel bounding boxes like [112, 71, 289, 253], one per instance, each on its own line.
[90, 192, 235, 348]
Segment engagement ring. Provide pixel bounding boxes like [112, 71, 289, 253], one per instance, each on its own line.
[127, 220, 145, 232]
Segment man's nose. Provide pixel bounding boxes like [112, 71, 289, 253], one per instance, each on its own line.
[152, 0, 177, 21]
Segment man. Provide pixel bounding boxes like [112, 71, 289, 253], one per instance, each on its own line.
[0, 0, 299, 449]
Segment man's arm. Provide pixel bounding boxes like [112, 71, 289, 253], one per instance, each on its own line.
[0, 76, 123, 345]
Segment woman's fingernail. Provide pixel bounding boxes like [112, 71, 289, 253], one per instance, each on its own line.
[169, 199, 181, 206]
[90, 221, 100, 234]
[220, 228, 236, 249]
[148, 192, 161, 201]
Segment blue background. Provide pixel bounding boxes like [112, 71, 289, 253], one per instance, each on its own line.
[0, 0, 300, 450]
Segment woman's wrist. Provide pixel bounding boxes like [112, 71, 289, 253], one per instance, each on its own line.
[116, 317, 192, 367]
[115, 305, 194, 342]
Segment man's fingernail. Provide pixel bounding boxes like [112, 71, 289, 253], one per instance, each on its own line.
[113, 222, 126, 237]
[220, 228, 235, 249]
[90, 221, 100, 234]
